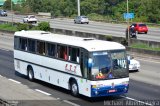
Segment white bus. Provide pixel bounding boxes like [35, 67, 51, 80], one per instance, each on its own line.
[14, 30, 129, 97]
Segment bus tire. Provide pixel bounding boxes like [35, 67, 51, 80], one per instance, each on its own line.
[70, 80, 79, 96]
[28, 67, 34, 81]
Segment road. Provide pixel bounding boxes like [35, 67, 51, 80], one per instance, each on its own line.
[0, 48, 160, 106]
[0, 12, 160, 42]
[0, 33, 160, 106]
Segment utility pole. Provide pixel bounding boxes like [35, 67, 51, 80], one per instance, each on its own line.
[77, 0, 80, 16]
[11, 0, 13, 26]
[127, 0, 130, 46]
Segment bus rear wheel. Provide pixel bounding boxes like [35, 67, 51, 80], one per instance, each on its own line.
[70, 80, 79, 96]
[28, 68, 34, 81]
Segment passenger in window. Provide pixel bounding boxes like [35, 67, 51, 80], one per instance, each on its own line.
[63, 50, 67, 60]
[76, 56, 79, 63]
[25, 44, 27, 51]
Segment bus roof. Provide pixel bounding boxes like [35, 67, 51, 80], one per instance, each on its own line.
[14, 30, 125, 51]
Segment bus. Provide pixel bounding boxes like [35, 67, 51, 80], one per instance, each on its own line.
[14, 30, 129, 97]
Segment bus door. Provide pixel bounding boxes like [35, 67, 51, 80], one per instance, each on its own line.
[80, 49, 89, 79]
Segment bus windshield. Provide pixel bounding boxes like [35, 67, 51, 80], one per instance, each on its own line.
[90, 50, 128, 80]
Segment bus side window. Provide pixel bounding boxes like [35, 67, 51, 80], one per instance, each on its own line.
[68, 47, 80, 63]
[37, 41, 45, 55]
[28, 39, 36, 53]
[57, 45, 68, 60]
[14, 36, 19, 49]
[47, 43, 56, 57]
[20, 38, 27, 51]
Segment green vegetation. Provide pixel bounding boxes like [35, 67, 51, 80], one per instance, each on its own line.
[0, 23, 17, 31]
[0, 22, 50, 31]
[38, 21, 50, 31]
[131, 43, 160, 51]
[2, 0, 160, 24]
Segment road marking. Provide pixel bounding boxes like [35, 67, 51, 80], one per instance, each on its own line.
[121, 96, 153, 106]
[63, 100, 80, 106]
[8, 79, 21, 84]
[35, 89, 51, 96]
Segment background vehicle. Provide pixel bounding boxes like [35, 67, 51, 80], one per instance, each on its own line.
[0, 10, 7, 16]
[127, 54, 140, 71]
[74, 16, 89, 24]
[131, 23, 148, 34]
[125, 26, 137, 39]
[14, 30, 129, 97]
[23, 15, 37, 23]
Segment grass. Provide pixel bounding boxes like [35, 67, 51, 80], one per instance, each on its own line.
[131, 43, 160, 51]
[0, 23, 17, 31]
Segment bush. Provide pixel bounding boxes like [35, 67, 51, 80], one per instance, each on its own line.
[121, 38, 128, 46]
[17, 23, 29, 31]
[105, 35, 113, 41]
[38, 21, 50, 31]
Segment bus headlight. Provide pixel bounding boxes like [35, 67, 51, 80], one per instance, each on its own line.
[92, 85, 97, 88]
[95, 91, 99, 95]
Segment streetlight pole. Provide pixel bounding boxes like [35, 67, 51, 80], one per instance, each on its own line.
[11, 0, 13, 26]
[77, 0, 80, 16]
[127, 0, 130, 46]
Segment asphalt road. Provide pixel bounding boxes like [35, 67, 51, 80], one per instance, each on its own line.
[0, 32, 160, 105]
[0, 48, 160, 106]
[0, 12, 160, 42]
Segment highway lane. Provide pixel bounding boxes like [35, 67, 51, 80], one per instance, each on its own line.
[0, 49, 160, 106]
[0, 13, 160, 42]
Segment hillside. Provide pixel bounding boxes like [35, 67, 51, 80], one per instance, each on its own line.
[2, 0, 160, 23]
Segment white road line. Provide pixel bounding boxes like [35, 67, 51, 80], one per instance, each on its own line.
[35, 89, 51, 96]
[8, 79, 21, 84]
[63, 100, 80, 106]
[121, 96, 153, 106]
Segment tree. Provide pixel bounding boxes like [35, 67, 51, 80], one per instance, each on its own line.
[3, 0, 14, 10]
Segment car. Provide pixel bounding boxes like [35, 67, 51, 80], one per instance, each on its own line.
[74, 16, 89, 24]
[127, 54, 140, 71]
[23, 15, 37, 23]
[0, 10, 7, 16]
[130, 23, 148, 34]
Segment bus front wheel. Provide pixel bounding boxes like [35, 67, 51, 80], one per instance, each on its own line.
[70, 80, 79, 96]
[28, 68, 34, 81]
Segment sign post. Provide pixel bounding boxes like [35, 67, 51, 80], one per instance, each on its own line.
[123, 12, 134, 46]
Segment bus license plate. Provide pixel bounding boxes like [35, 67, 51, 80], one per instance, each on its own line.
[108, 89, 116, 93]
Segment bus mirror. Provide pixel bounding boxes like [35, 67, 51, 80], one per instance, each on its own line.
[88, 58, 93, 68]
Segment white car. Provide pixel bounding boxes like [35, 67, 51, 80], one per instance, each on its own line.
[74, 16, 89, 24]
[127, 55, 140, 71]
[23, 15, 37, 23]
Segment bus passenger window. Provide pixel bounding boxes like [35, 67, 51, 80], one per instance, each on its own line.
[47, 43, 56, 57]
[28, 39, 36, 53]
[14, 37, 19, 49]
[20, 38, 27, 51]
[57, 45, 68, 60]
[37, 41, 45, 55]
[69, 47, 80, 63]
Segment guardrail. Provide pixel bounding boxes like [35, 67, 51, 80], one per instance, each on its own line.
[0, 21, 160, 56]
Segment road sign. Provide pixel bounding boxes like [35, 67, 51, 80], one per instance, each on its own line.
[123, 13, 134, 19]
